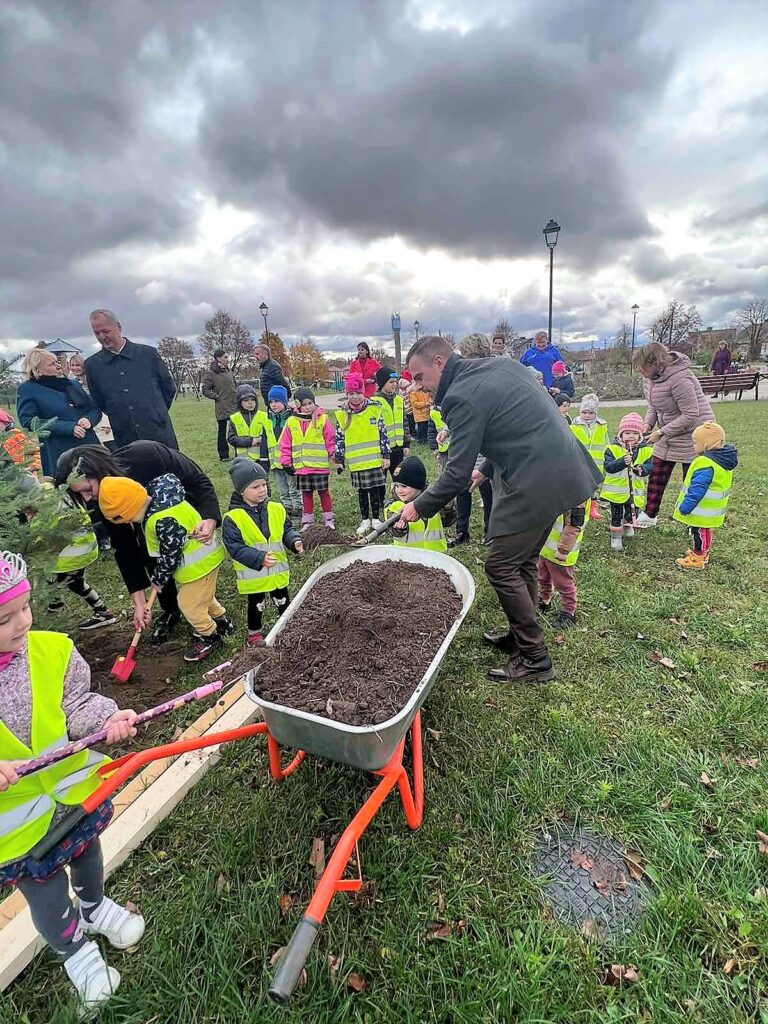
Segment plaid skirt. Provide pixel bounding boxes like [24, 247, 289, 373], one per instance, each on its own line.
[0, 800, 114, 887]
[351, 467, 386, 491]
[297, 472, 330, 493]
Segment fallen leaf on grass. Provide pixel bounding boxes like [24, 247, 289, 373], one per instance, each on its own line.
[309, 837, 326, 879]
[699, 771, 716, 790]
[278, 893, 294, 917]
[125, 901, 141, 916]
[569, 848, 594, 871]
[552, 634, 566, 645]
[624, 850, 645, 881]
[580, 919, 603, 941]
[215, 872, 228, 894]
[425, 918, 466, 941]
[436, 891, 446, 914]
[602, 963, 640, 986]
[328, 953, 343, 983]
[752, 661, 768, 672]
[756, 830, 768, 855]
[751, 887, 768, 902]
[270, 947, 307, 990]
[425, 727, 441, 742]
[649, 650, 676, 670]
[723, 958, 736, 975]
[703, 821, 718, 835]
[346, 971, 366, 993]
[659, 797, 672, 812]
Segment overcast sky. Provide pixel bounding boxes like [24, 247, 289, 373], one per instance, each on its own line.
[2, 0, 767, 360]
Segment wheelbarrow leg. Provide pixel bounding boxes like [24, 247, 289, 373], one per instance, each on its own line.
[397, 711, 424, 830]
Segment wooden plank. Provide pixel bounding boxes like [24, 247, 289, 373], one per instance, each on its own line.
[0, 685, 259, 992]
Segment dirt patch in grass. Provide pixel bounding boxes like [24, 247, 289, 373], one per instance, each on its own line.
[74, 623, 185, 713]
[300, 524, 357, 550]
[253, 560, 462, 725]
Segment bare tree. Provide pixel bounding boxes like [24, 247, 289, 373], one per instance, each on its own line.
[370, 346, 397, 369]
[649, 301, 702, 351]
[157, 336, 195, 393]
[733, 298, 768, 361]
[613, 323, 632, 348]
[199, 309, 255, 375]
[493, 317, 521, 355]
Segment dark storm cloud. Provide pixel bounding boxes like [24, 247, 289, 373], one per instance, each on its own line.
[199, 0, 665, 263]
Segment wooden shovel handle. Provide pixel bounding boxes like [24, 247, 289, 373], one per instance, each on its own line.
[129, 588, 158, 647]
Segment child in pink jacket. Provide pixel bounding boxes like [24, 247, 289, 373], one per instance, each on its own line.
[278, 387, 337, 531]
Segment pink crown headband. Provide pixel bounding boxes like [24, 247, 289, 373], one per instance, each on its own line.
[0, 551, 31, 607]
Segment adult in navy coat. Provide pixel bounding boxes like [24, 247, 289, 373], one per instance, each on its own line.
[85, 309, 178, 450]
[16, 348, 101, 476]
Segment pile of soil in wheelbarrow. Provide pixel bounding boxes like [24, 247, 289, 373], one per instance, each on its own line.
[253, 560, 462, 725]
[74, 623, 185, 714]
[300, 524, 357, 551]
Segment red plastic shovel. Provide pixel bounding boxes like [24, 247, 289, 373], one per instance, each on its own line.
[110, 589, 157, 683]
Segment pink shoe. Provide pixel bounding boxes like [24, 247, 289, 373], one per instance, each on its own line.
[247, 632, 264, 647]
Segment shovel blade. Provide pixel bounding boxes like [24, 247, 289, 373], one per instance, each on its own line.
[110, 651, 136, 683]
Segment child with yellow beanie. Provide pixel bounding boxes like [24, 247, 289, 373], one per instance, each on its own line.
[98, 474, 232, 661]
[673, 421, 738, 569]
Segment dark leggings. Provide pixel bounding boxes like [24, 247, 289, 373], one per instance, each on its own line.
[645, 456, 691, 518]
[691, 526, 713, 555]
[216, 418, 230, 460]
[247, 587, 290, 632]
[49, 570, 108, 613]
[358, 488, 385, 520]
[609, 501, 635, 527]
[456, 479, 493, 537]
[16, 840, 104, 959]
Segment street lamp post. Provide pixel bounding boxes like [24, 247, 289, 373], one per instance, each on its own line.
[259, 302, 269, 345]
[414, 320, 420, 342]
[543, 219, 561, 346]
[391, 313, 402, 371]
[668, 304, 675, 349]
[630, 303, 639, 375]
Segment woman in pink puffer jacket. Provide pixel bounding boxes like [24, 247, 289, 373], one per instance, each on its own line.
[633, 343, 714, 526]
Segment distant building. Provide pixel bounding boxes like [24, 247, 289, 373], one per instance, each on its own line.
[687, 327, 735, 352]
[5, 338, 83, 382]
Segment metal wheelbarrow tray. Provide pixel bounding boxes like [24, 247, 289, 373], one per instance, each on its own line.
[244, 546, 475, 771]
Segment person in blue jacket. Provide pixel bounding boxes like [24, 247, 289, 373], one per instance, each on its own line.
[520, 332, 565, 388]
[16, 348, 101, 477]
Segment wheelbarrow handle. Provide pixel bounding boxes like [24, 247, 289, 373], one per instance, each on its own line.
[268, 916, 320, 1004]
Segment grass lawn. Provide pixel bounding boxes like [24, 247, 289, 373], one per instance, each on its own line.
[6, 396, 768, 1024]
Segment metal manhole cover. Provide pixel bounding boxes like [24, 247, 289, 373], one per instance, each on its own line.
[531, 824, 651, 940]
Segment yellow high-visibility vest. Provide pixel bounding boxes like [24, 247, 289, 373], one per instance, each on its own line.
[370, 394, 405, 448]
[285, 415, 331, 471]
[430, 409, 450, 453]
[385, 501, 447, 552]
[223, 503, 291, 594]
[55, 507, 98, 574]
[336, 409, 383, 472]
[673, 456, 733, 528]
[539, 503, 590, 567]
[571, 421, 608, 467]
[0, 632, 109, 864]
[229, 411, 277, 463]
[600, 444, 653, 509]
[145, 501, 224, 584]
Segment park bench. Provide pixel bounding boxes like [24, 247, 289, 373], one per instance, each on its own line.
[696, 371, 761, 400]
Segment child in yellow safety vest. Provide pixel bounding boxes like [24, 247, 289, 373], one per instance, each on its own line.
[98, 474, 232, 663]
[601, 413, 654, 552]
[371, 367, 411, 480]
[428, 406, 451, 472]
[571, 393, 608, 521]
[279, 387, 337, 531]
[222, 459, 304, 646]
[673, 421, 737, 570]
[267, 386, 302, 519]
[335, 373, 391, 536]
[227, 384, 277, 475]
[0, 550, 144, 1013]
[536, 499, 590, 629]
[386, 456, 448, 552]
[47, 494, 117, 630]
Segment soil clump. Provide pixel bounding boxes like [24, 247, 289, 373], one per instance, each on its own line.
[253, 560, 461, 725]
[300, 524, 356, 551]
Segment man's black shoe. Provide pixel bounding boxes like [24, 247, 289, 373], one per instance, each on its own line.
[487, 655, 554, 683]
[538, 601, 553, 615]
[551, 611, 576, 630]
[151, 609, 181, 644]
[448, 533, 470, 549]
[482, 631, 519, 653]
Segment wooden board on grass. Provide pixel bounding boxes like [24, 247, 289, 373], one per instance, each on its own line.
[0, 682, 258, 992]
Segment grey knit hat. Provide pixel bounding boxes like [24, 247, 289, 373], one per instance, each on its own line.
[235, 384, 258, 405]
[579, 392, 600, 414]
[228, 457, 267, 493]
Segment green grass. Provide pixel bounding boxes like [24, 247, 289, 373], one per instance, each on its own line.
[5, 397, 768, 1024]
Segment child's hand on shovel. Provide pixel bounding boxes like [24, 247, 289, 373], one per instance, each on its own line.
[294, 540, 304, 556]
[104, 710, 138, 744]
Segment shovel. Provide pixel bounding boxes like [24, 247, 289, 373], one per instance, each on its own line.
[110, 589, 158, 683]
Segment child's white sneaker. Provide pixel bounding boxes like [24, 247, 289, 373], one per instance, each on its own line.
[371, 518, 383, 530]
[622, 524, 635, 538]
[64, 940, 120, 1013]
[610, 533, 623, 551]
[80, 897, 145, 950]
[356, 519, 372, 536]
[634, 512, 657, 528]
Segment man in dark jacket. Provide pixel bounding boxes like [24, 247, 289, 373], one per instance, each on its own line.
[399, 336, 602, 683]
[255, 343, 291, 406]
[56, 440, 221, 642]
[86, 309, 178, 449]
[201, 349, 237, 461]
